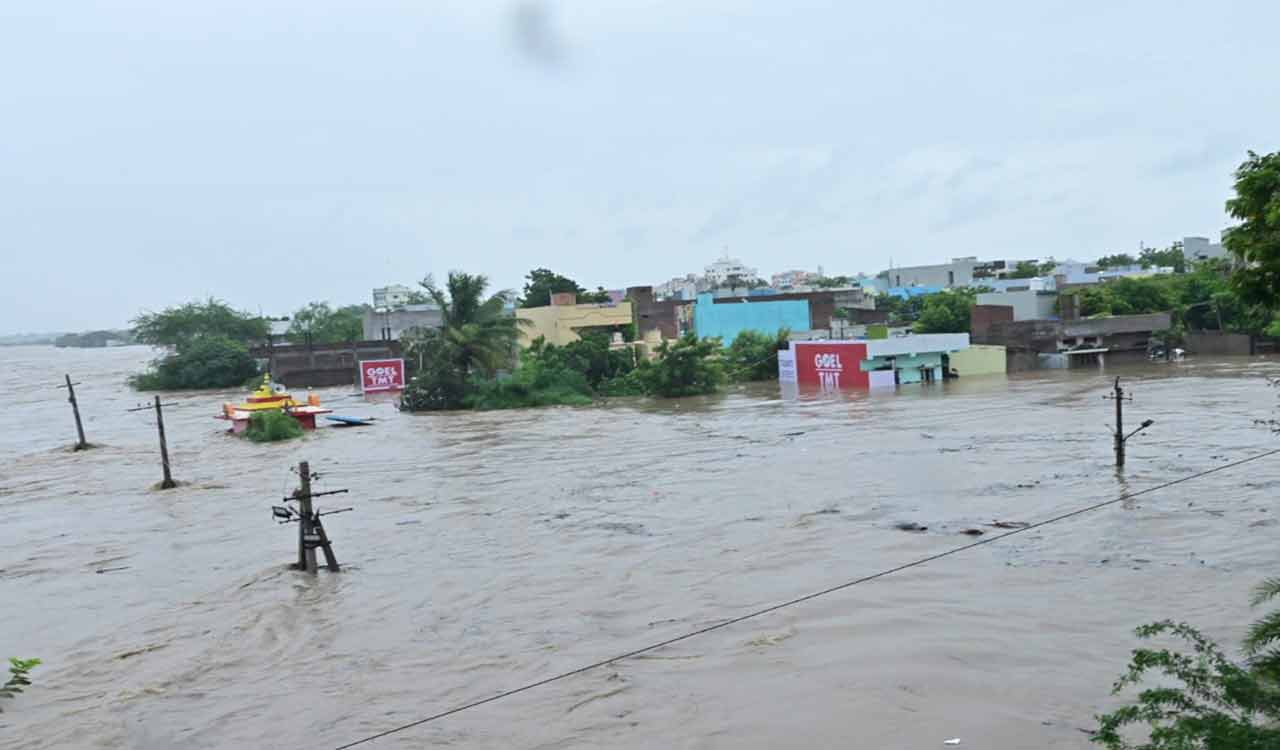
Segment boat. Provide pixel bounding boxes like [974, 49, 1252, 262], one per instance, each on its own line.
[215, 374, 332, 432]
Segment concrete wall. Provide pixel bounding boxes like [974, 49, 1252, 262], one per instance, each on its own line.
[949, 344, 1006, 376]
[517, 301, 634, 347]
[693, 292, 810, 345]
[971, 304, 1015, 341]
[250, 341, 403, 387]
[1185, 331, 1252, 356]
[975, 290, 1058, 321]
[879, 258, 978, 289]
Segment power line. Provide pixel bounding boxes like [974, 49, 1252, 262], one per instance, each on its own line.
[328, 445, 1280, 750]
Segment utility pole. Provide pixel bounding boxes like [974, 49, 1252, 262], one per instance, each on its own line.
[297, 460, 317, 572]
[154, 396, 176, 489]
[1104, 377, 1154, 468]
[61, 374, 88, 450]
[126, 398, 178, 488]
[279, 460, 348, 573]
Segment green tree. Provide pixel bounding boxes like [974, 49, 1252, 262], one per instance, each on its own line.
[1092, 578, 1280, 750]
[1097, 253, 1139, 269]
[726, 329, 789, 381]
[130, 336, 260, 390]
[519, 268, 585, 308]
[401, 272, 527, 410]
[1140, 242, 1187, 273]
[913, 289, 979, 333]
[813, 275, 854, 288]
[635, 333, 725, 397]
[132, 299, 269, 348]
[287, 302, 366, 344]
[1226, 150, 1280, 308]
[1037, 259, 1059, 276]
[1008, 260, 1041, 279]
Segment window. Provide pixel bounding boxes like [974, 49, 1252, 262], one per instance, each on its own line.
[948, 271, 955, 286]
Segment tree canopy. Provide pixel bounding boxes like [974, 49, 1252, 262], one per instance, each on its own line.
[914, 289, 980, 333]
[1096, 253, 1138, 269]
[287, 302, 366, 344]
[1008, 260, 1041, 279]
[1140, 243, 1186, 273]
[517, 268, 613, 307]
[1226, 150, 1280, 308]
[132, 299, 268, 349]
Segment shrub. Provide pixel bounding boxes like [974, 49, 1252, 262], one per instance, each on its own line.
[130, 336, 260, 390]
[726, 329, 788, 382]
[1, 658, 40, 712]
[401, 338, 470, 412]
[242, 410, 304, 443]
[635, 333, 725, 397]
[464, 357, 594, 410]
[1092, 578, 1280, 749]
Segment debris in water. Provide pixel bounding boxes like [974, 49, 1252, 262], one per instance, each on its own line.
[395, 520, 421, 526]
[987, 520, 1030, 529]
[95, 565, 131, 574]
[944, 739, 962, 746]
[782, 431, 806, 437]
[959, 528, 984, 536]
[895, 522, 928, 532]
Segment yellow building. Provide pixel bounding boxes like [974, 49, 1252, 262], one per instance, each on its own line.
[517, 293, 634, 348]
[949, 344, 1006, 376]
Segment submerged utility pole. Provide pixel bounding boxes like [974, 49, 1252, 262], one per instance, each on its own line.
[126, 398, 178, 488]
[278, 460, 349, 573]
[154, 396, 176, 489]
[61, 374, 88, 451]
[1105, 377, 1154, 468]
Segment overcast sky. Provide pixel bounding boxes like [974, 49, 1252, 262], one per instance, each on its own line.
[2, 1, 1277, 333]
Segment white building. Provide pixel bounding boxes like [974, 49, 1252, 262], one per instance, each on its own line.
[704, 255, 759, 286]
[879, 257, 980, 289]
[1184, 235, 1228, 263]
[771, 269, 818, 290]
[372, 284, 414, 310]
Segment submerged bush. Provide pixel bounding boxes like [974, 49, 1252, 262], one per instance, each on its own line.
[242, 410, 304, 443]
[725, 329, 789, 382]
[131, 336, 260, 390]
[635, 333, 725, 397]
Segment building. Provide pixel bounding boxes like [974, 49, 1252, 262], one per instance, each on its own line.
[878, 257, 980, 289]
[362, 304, 443, 341]
[778, 334, 971, 389]
[517, 292, 633, 348]
[973, 312, 1172, 370]
[654, 274, 703, 300]
[372, 284, 415, 309]
[627, 286, 691, 340]
[704, 255, 759, 286]
[948, 345, 1007, 376]
[1184, 235, 1229, 263]
[692, 292, 810, 344]
[975, 290, 1058, 321]
[771, 269, 818, 290]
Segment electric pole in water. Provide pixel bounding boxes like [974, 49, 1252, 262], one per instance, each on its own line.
[1105, 377, 1154, 468]
[274, 460, 349, 573]
[60, 374, 89, 450]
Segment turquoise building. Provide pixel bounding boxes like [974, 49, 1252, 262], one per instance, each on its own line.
[692, 292, 810, 345]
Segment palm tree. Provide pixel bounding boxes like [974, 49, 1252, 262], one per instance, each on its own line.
[402, 272, 527, 410]
[1246, 577, 1280, 679]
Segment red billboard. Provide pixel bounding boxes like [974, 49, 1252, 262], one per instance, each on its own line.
[792, 342, 868, 390]
[360, 358, 406, 393]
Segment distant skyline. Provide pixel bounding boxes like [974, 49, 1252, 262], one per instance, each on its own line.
[2, 1, 1276, 333]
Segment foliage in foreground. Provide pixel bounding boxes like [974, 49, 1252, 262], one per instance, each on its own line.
[1092, 578, 1280, 749]
[1, 658, 41, 712]
[1225, 150, 1280, 309]
[242, 410, 304, 443]
[130, 336, 260, 390]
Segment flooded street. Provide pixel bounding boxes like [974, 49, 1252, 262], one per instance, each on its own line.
[3, 345, 1279, 749]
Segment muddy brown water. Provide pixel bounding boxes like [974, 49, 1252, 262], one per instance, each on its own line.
[2, 345, 1279, 749]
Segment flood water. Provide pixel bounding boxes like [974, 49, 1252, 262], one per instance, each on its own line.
[2, 345, 1279, 749]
